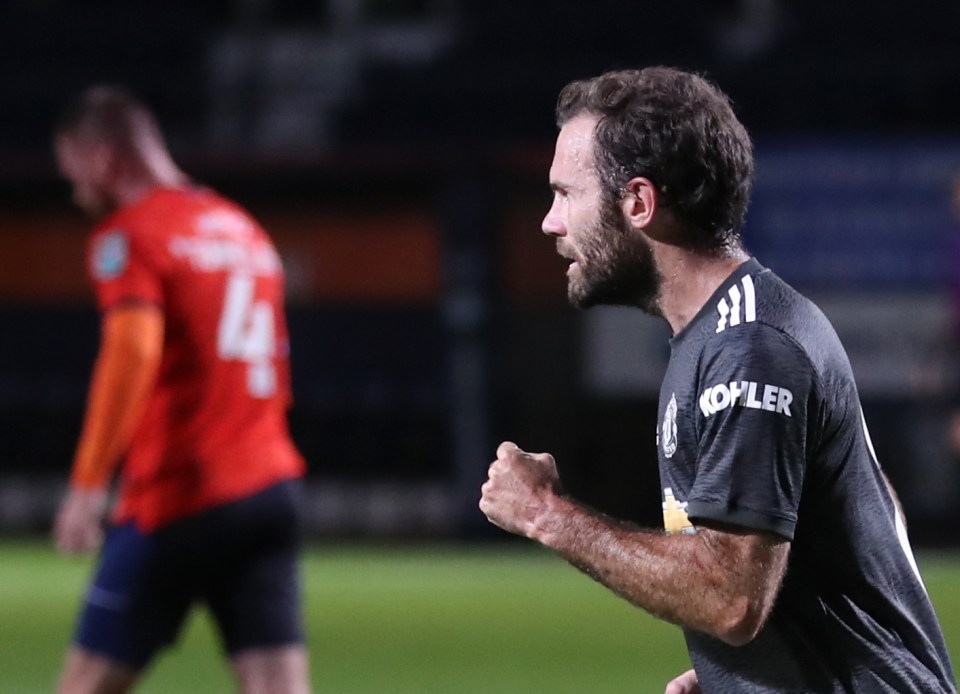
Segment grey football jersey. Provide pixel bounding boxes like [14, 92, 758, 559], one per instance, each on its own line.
[656, 258, 955, 693]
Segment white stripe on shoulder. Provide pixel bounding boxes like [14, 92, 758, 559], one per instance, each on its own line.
[716, 297, 730, 333]
[728, 284, 742, 327]
[716, 275, 758, 333]
[742, 274, 756, 322]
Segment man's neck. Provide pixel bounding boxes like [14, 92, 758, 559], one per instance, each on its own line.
[654, 245, 750, 335]
[113, 156, 190, 208]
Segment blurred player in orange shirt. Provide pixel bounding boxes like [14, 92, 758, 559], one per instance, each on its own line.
[52, 86, 309, 693]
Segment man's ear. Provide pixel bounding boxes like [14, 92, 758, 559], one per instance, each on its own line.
[620, 177, 658, 231]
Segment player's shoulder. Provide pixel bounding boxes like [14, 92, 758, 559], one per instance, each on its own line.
[87, 197, 161, 279]
[87, 189, 198, 277]
[710, 261, 812, 330]
[166, 185, 269, 242]
[90, 191, 169, 240]
[126, 187, 262, 237]
[706, 260, 831, 339]
[696, 258, 847, 373]
[89, 189, 181, 246]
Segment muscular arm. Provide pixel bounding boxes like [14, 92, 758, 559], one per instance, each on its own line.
[538, 495, 788, 645]
[480, 443, 790, 646]
[54, 304, 163, 553]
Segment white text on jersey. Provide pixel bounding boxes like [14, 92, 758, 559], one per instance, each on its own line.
[699, 380, 793, 417]
[169, 237, 281, 276]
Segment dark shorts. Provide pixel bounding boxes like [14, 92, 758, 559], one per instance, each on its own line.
[73, 478, 305, 669]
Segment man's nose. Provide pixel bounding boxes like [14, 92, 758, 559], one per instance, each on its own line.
[541, 207, 565, 237]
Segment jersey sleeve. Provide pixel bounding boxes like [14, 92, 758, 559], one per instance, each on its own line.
[88, 227, 164, 311]
[686, 322, 820, 540]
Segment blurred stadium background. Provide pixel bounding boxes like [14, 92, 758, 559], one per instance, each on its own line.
[3, 0, 960, 690]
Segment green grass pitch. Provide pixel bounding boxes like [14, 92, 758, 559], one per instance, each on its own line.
[1, 542, 959, 693]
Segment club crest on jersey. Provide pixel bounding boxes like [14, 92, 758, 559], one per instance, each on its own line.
[716, 275, 756, 333]
[91, 230, 129, 280]
[661, 393, 678, 458]
[699, 380, 793, 417]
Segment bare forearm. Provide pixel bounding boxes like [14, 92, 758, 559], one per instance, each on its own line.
[533, 495, 783, 645]
[479, 442, 788, 645]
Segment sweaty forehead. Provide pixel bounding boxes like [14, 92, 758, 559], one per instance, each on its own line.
[551, 114, 599, 183]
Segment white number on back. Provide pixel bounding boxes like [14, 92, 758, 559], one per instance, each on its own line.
[217, 273, 276, 398]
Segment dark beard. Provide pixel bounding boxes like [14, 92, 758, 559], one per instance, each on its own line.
[567, 202, 662, 315]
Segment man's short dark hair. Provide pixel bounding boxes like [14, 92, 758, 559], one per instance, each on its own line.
[556, 67, 754, 250]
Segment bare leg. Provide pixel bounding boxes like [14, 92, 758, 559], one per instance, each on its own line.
[57, 647, 139, 694]
[231, 645, 310, 694]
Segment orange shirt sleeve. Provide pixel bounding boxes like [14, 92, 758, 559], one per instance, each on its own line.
[69, 305, 164, 490]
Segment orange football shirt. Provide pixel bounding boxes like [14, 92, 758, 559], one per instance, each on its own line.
[87, 187, 305, 531]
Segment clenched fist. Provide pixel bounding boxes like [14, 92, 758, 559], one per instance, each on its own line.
[479, 441, 563, 541]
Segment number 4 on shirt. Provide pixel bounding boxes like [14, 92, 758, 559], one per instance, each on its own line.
[217, 273, 277, 398]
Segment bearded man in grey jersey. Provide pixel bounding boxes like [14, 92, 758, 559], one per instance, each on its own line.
[480, 66, 956, 694]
